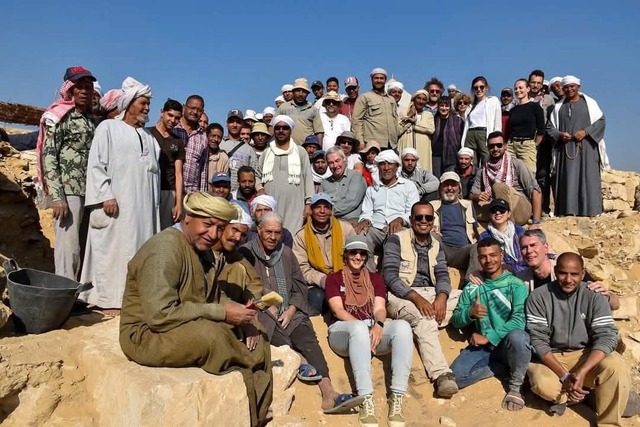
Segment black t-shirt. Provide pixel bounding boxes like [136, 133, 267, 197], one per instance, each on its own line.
[507, 102, 545, 139]
[533, 270, 594, 289]
[149, 127, 186, 191]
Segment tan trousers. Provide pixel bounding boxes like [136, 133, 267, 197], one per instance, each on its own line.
[476, 182, 532, 226]
[527, 350, 630, 427]
[386, 287, 461, 379]
[507, 139, 537, 174]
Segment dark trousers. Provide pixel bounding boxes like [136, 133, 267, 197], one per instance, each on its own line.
[442, 242, 481, 281]
[536, 139, 554, 213]
[271, 318, 330, 378]
[307, 286, 327, 316]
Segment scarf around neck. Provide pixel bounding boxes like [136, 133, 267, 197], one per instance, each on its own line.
[482, 153, 514, 197]
[251, 238, 288, 314]
[488, 221, 517, 262]
[261, 140, 301, 185]
[304, 217, 344, 275]
[342, 267, 375, 320]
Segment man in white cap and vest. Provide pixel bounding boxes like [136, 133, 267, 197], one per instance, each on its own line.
[355, 149, 419, 269]
[352, 67, 401, 150]
[548, 75, 607, 217]
[277, 78, 324, 145]
[81, 77, 160, 315]
[255, 115, 314, 233]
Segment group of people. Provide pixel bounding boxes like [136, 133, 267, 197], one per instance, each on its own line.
[32, 65, 634, 427]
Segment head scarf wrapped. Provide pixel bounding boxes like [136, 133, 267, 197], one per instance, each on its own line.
[117, 76, 152, 114]
[231, 209, 254, 228]
[275, 95, 285, 103]
[387, 80, 404, 92]
[183, 192, 242, 221]
[370, 67, 387, 77]
[401, 147, 420, 160]
[457, 147, 475, 158]
[374, 150, 401, 165]
[263, 106, 276, 115]
[100, 89, 123, 112]
[93, 81, 103, 97]
[411, 89, 429, 100]
[250, 195, 277, 215]
[549, 76, 562, 86]
[281, 84, 294, 92]
[562, 75, 581, 87]
[271, 115, 295, 130]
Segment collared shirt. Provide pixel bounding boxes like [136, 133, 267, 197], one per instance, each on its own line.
[320, 169, 367, 221]
[413, 240, 434, 287]
[277, 100, 324, 143]
[340, 97, 358, 120]
[359, 177, 420, 229]
[400, 167, 439, 196]
[42, 109, 95, 201]
[173, 123, 208, 193]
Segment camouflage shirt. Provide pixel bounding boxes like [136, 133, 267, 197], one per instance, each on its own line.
[42, 109, 95, 201]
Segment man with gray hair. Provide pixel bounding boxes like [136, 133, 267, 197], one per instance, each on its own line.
[81, 77, 160, 314]
[352, 68, 401, 149]
[400, 148, 439, 202]
[320, 146, 367, 224]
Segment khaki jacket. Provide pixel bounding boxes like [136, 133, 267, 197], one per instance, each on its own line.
[352, 91, 401, 149]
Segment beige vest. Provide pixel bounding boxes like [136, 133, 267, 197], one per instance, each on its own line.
[431, 199, 477, 244]
[396, 228, 441, 288]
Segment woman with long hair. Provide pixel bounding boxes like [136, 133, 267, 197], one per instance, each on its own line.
[506, 79, 545, 174]
[461, 76, 502, 165]
[326, 235, 413, 427]
[397, 89, 436, 171]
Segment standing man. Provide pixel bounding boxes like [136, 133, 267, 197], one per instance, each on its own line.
[423, 77, 445, 115]
[173, 95, 208, 194]
[250, 122, 271, 159]
[548, 76, 607, 217]
[311, 80, 324, 105]
[41, 66, 97, 280]
[81, 77, 160, 314]
[277, 78, 324, 145]
[198, 112, 209, 132]
[149, 99, 185, 229]
[341, 76, 359, 120]
[255, 115, 314, 233]
[320, 91, 351, 150]
[206, 123, 229, 177]
[528, 70, 555, 113]
[383, 201, 461, 397]
[352, 68, 401, 150]
[281, 84, 294, 102]
[221, 109, 258, 192]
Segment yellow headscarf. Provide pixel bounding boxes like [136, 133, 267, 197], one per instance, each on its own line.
[183, 192, 242, 221]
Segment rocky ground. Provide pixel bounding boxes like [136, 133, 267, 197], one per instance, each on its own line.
[0, 136, 639, 426]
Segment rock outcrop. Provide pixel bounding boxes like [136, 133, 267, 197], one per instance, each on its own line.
[601, 169, 640, 213]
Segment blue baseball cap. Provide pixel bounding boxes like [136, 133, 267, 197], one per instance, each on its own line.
[210, 173, 231, 184]
[310, 193, 333, 206]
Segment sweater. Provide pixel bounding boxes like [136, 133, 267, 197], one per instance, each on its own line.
[451, 271, 528, 346]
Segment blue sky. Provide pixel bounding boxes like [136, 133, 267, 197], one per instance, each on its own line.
[2, 0, 639, 171]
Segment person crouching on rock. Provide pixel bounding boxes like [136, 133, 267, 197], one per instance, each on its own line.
[119, 192, 272, 427]
[326, 235, 414, 427]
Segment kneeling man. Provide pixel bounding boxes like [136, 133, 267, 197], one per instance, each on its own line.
[119, 192, 271, 427]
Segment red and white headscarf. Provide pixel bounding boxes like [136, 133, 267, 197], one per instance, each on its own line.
[482, 153, 515, 197]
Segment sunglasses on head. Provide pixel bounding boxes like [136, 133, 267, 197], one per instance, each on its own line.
[273, 125, 290, 131]
[488, 143, 503, 149]
[473, 85, 486, 91]
[490, 207, 508, 214]
[348, 250, 368, 257]
[413, 214, 434, 222]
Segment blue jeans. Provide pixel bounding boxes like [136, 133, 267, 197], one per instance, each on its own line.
[450, 329, 531, 392]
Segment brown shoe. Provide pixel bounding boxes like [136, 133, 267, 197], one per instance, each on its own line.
[435, 372, 459, 398]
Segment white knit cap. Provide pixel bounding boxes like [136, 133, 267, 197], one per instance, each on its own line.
[281, 84, 294, 93]
[370, 67, 387, 77]
[400, 147, 419, 160]
[457, 147, 474, 158]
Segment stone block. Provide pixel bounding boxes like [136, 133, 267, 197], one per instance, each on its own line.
[603, 199, 631, 212]
[612, 297, 637, 320]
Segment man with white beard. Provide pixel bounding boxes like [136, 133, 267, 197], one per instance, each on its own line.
[80, 77, 160, 315]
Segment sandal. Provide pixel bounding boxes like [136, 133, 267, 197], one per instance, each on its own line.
[323, 394, 365, 414]
[501, 391, 525, 411]
[297, 363, 322, 382]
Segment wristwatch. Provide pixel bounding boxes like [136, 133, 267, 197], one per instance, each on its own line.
[376, 320, 385, 329]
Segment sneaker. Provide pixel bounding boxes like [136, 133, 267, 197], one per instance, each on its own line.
[358, 394, 378, 427]
[387, 393, 405, 427]
[435, 372, 459, 398]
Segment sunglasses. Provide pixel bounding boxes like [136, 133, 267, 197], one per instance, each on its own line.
[488, 143, 504, 149]
[458, 101, 468, 106]
[490, 207, 508, 214]
[324, 100, 340, 106]
[413, 214, 435, 222]
[472, 85, 486, 91]
[273, 125, 291, 131]
[428, 89, 441, 94]
[348, 250, 368, 257]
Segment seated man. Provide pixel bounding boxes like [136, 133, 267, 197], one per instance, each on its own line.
[245, 195, 294, 247]
[214, 209, 263, 305]
[526, 252, 639, 424]
[517, 229, 620, 310]
[431, 172, 481, 280]
[119, 192, 271, 427]
[450, 237, 530, 412]
[445, 147, 477, 200]
[400, 148, 439, 202]
[310, 150, 330, 193]
[470, 131, 542, 226]
[321, 146, 367, 224]
[383, 201, 460, 397]
[292, 193, 355, 316]
[240, 211, 363, 414]
[355, 150, 420, 269]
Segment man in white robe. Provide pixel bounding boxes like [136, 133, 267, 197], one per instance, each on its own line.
[80, 77, 160, 313]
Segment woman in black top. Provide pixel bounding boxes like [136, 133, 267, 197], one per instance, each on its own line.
[506, 79, 545, 174]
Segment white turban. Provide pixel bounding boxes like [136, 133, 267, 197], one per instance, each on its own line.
[100, 89, 123, 112]
[117, 76, 152, 113]
[401, 147, 419, 160]
[271, 115, 295, 130]
[281, 84, 294, 93]
[447, 84, 457, 90]
[562, 75, 581, 87]
[263, 106, 276, 115]
[244, 109, 258, 121]
[387, 81, 404, 92]
[374, 150, 401, 165]
[250, 195, 277, 215]
[457, 147, 474, 158]
[93, 81, 103, 97]
[231, 209, 254, 228]
[370, 67, 387, 77]
[549, 76, 562, 86]
[275, 95, 285, 103]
